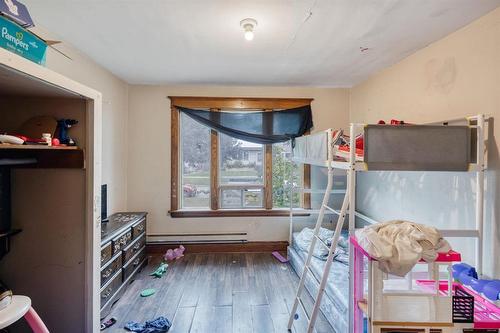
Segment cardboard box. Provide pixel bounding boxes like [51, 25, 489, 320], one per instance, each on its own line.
[0, 0, 33, 28]
[0, 15, 46, 65]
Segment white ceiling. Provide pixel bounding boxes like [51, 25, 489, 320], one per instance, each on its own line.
[24, 0, 500, 87]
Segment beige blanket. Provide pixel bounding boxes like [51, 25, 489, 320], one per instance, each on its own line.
[355, 220, 450, 276]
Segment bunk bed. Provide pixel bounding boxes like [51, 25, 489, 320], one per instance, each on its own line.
[287, 115, 488, 333]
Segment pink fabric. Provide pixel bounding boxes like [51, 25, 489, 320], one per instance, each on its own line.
[24, 307, 49, 333]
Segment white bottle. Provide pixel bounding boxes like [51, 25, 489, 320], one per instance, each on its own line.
[42, 133, 52, 147]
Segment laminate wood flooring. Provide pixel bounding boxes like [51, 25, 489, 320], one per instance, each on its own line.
[104, 253, 335, 333]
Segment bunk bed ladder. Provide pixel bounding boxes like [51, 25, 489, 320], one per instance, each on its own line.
[287, 164, 350, 333]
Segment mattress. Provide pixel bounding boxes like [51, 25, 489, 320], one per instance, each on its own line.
[288, 230, 350, 333]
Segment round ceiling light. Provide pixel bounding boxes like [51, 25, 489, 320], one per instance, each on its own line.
[240, 18, 257, 41]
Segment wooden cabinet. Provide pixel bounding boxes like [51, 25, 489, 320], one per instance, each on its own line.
[100, 212, 148, 319]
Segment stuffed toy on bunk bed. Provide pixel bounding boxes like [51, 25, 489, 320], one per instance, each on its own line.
[355, 220, 451, 276]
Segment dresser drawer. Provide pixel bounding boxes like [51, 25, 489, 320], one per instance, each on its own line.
[100, 269, 122, 307]
[131, 218, 146, 239]
[100, 252, 122, 287]
[123, 234, 146, 264]
[112, 229, 132, 255]
[101, 242, 112, 266]
[123, 247, 146, 281]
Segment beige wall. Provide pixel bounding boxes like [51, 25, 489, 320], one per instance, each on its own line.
[127, 85, 349, 241]
[350, 7, 500, 277]
[44, 43, 129, 213]
[34, 6, 500, 276]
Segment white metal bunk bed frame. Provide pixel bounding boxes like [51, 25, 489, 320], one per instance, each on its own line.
[287, 114, 488, 333]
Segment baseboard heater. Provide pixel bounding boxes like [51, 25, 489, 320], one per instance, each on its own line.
[147, 232, 248, 244]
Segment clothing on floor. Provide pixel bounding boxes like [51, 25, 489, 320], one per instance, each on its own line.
[125, 316, 171, 333]
[355, 220, 450, 276]
[100, 317, 116, 331]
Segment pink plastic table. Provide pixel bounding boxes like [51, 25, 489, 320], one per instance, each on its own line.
[0, 295, 49, 333]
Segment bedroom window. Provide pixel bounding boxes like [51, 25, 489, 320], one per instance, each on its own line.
[272, 141, 302, 209]
[219, 134, 265, 209]
[170, 96, 313, 217]
[180, 112, 211, 208]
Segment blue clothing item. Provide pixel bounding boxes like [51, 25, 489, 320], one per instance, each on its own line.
[125, 316, 172, 333]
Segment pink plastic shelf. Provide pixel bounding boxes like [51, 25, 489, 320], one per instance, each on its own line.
[435, 250, 461, 262]
[416, 280, 500, 329]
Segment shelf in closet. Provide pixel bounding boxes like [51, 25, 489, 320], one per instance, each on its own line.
[0, 145, 84, 168]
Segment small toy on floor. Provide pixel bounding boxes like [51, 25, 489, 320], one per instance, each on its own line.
[164, 245, 185, 261]
[140, 288, 156, 297]
[149, 263, 168, 278]
[272, 251, 289, 263]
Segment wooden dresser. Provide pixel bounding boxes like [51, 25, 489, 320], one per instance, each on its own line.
[100, 212, 148, 318]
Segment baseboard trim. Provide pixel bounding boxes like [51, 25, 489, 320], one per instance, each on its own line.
[146, 241, 288, 254]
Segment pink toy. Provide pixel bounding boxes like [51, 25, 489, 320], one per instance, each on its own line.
[272, 251, 289, 263]
[416, 280, 500, 329]
[350, 235, 465, 333]
[164, 245, 185, 261]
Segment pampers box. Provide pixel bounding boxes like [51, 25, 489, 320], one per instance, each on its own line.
[0, 15, 46, 65]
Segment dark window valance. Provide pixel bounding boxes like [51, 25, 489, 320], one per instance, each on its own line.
[176, 105, 313, 145]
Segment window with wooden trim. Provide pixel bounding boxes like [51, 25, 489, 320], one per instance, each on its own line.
[169, 97, 312, 218]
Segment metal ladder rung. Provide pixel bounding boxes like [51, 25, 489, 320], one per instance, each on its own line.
[296, 296, 311, 322]
[322, 204, 340, 215]
[313, 234, 330, 251]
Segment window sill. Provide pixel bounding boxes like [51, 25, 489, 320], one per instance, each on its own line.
[169, 209, 311, 218]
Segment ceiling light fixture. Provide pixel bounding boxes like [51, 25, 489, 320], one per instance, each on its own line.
[240, 18, 257, 41]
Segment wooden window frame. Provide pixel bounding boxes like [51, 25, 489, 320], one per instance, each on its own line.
[169, 96, 313, 218]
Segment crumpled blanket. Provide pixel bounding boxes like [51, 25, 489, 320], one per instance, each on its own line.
[125, 316, 172, 333]
[295, 227, 349, 264]
[355, 220, 451, 277]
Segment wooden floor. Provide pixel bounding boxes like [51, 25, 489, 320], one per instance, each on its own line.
[105, 253, 335, 333]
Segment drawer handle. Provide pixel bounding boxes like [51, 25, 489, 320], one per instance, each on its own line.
[136, 224, 144, 232]
[133, 258, 140, 266]
[102, 268, 113, 279]
[133, 243, 141, 252]
[101, 254, 108, 263]
[102, 287, 112, 299]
